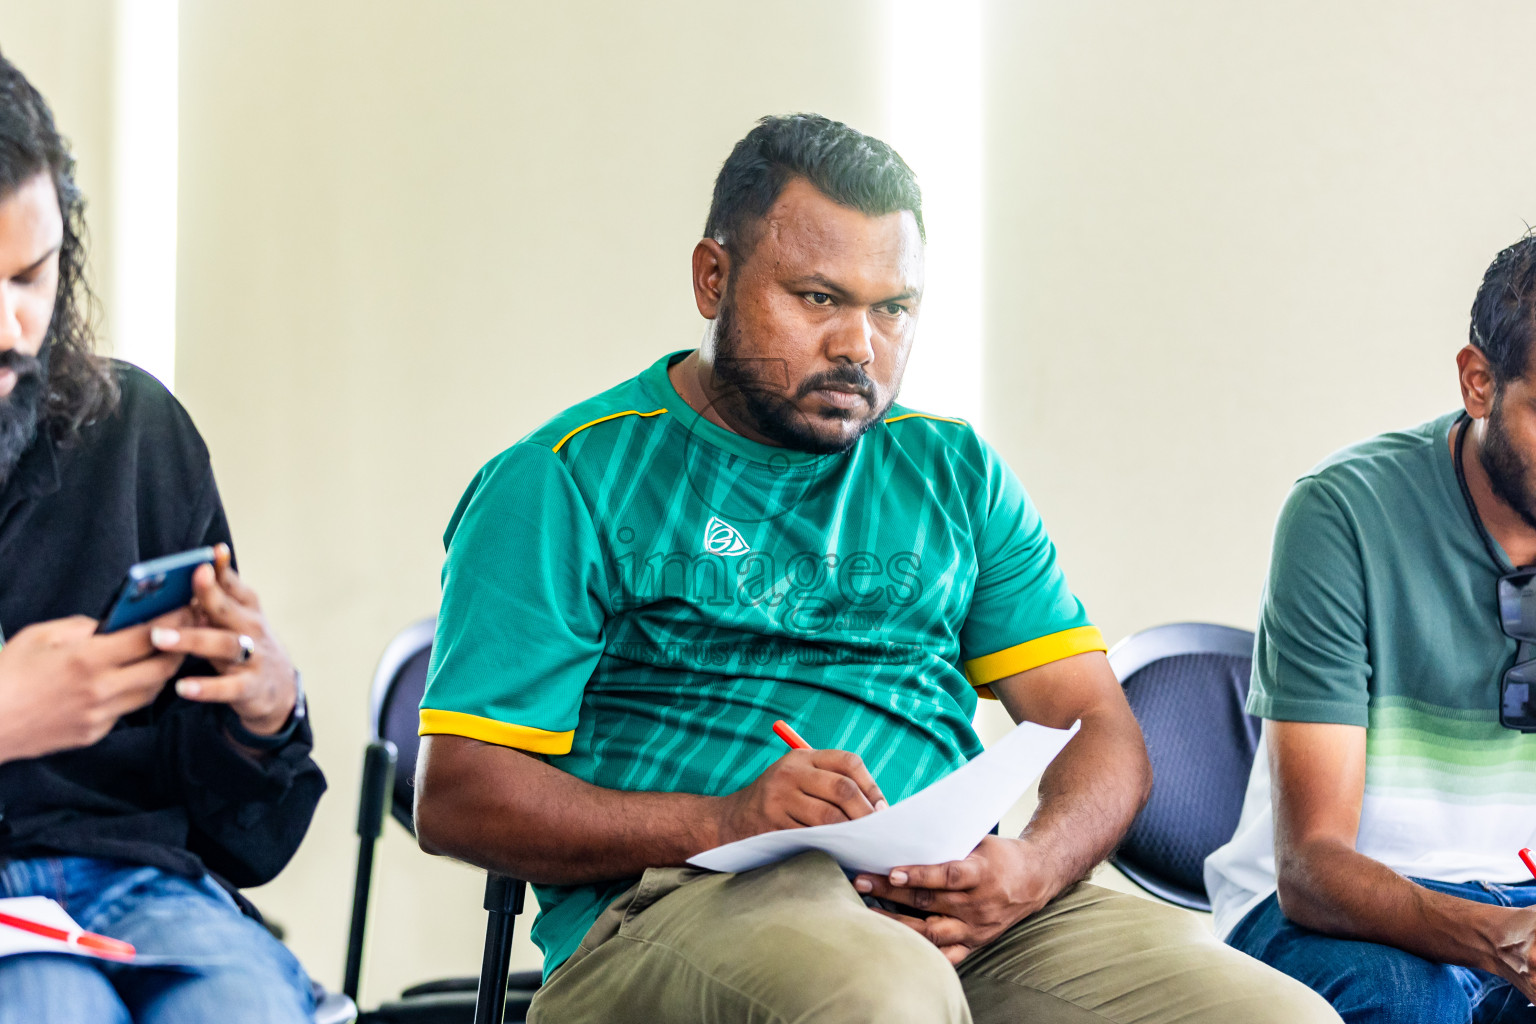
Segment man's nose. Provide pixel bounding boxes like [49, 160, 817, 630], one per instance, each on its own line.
[0, 283, 20, 352]
[826, 308, 876, 365]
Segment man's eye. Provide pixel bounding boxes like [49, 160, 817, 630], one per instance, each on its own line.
[880, 303, 905, 316]
[807, 292, 833, 306]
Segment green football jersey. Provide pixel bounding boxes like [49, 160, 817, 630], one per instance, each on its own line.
[420, 351, 1103, 975]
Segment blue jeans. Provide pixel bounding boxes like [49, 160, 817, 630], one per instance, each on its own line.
[1229, 877, 1536, 1024]
[0, 856, 313, 1024]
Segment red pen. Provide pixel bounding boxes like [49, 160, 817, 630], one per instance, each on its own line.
[772, 719, 811, 750]
[0, 909, 136, 961]
[1520, 848, 1536, 881]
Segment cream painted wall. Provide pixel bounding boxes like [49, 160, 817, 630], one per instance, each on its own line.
[981, 1, 1536, 903]
[0, 0, 117, 348]
[176, 0, 888, 1002]
[983, 1, 1535, 648]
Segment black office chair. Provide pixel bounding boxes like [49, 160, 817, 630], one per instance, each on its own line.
[343, 617, 541, 1024]
[1106, 622, 1261, 911]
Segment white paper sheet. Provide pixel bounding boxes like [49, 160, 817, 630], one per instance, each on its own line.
[688, 719, 1080, 875]
[0, 897, 209, 971]
[0, 897, 96, 960]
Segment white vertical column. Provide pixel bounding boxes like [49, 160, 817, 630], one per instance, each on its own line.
[887, 2, 1002, 740]
[886, 0, 984, 432]
[111, 0, 178, 390]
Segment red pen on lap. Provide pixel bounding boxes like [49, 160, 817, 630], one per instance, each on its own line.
[0, 909, 136, 961]
[1519, 848, 1536, 881]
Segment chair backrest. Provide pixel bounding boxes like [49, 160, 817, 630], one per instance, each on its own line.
[348, 616, 536, 1022]
[368, 617, 437, 835]
[1107, 622, 1259, 912]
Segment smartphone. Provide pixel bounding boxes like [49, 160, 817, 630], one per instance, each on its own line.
[96, 547, 217, 633]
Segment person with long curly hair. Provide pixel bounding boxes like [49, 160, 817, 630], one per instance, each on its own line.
[0, 51, 325, 1024]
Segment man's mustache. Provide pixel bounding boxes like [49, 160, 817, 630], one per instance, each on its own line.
[797, 365, 875, 400]
[0, 349, 43, 386]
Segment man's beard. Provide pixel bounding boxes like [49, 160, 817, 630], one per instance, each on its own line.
[1480, 394, 1536, 533]
[711, 298, 893, 455]
[0, 348, 45, 489]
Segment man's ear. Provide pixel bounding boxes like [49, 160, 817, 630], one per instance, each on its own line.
[692, 238, 731, 319]
[1458, 344, 1497, 419]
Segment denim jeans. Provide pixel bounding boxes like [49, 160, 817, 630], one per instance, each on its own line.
[0, 856, 313, 1024]
[1229, 877, 1536, 1024]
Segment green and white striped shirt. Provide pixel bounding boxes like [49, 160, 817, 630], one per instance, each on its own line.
[1207, 411, 1536, 938]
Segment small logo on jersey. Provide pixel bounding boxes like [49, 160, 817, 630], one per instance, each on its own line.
[703, 516, 751, 556]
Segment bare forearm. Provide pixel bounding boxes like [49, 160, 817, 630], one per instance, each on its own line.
[1017, 708, 1150, 896]
[415, 736, 722, 885]
[1280, 840, 1527, 979]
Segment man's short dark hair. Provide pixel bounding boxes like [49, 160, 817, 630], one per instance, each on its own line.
[704, 114, 924, 261]
[1470, 232, 1536, 385]
[0, 49, 117, 439]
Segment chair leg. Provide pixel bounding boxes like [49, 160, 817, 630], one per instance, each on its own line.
[343, 740, 397, 1001]
[473, 874, 526, 1024]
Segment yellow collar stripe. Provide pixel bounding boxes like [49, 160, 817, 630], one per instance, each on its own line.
[551, 408, 668, 453]
[883, 412, 970, 427]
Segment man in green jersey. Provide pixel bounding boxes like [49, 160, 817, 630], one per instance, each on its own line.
[1205, 235, 1536, 1023]
[415, 115, 1335, 1023]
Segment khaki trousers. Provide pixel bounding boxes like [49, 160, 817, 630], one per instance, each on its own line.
[528, 851, 1340, 1024]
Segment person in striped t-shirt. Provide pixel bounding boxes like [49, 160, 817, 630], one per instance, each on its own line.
[1207, 235, 1536, 1023]
[414, 114, 1334, 1024]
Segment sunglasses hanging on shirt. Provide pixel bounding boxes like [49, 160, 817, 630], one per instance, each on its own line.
[1452, 412, 1536, 732]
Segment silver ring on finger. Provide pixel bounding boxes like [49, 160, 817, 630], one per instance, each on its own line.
[235, 634, 255, 664]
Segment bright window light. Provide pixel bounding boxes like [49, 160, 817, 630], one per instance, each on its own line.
[887, 2, 999, 738]
[111, 0, 178, 391]
[886, 0, 984, 433]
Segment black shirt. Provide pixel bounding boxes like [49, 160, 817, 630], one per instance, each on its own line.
[0, 363, 325, 888]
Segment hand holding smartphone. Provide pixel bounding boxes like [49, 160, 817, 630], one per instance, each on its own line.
[96, 547, 216, 633]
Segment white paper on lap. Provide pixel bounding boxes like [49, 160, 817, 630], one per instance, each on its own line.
[0, 896, 208, 971]
[688, 719, 1080, 875]
[0, 896, 99, 960]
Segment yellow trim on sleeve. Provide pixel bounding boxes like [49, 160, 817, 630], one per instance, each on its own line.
[963, 626, 1108, 692]
[883, 412, 969, 427]
[551, 408, 668, 453]
[418, 708, 575, 755]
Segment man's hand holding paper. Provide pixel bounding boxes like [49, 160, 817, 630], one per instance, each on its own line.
[687, 719, 1080, 876]
[857, 836, 1054, 965]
